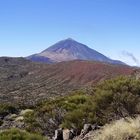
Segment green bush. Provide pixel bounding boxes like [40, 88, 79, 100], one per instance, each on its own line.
[0, 128, 47, 140]
[37, 92, 106, 130]
[93, 76, 140, 124]
[23, 111, 42, 134]
[0, 104, 17, 117]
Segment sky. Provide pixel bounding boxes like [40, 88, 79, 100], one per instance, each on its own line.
[0, 0, 140, 66]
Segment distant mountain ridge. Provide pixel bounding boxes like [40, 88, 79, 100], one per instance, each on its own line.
[28, 38, 125, 65]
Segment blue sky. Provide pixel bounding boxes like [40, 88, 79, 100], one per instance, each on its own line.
[0, 0, 140, 66]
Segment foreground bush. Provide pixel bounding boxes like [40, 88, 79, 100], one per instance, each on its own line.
[90, 116, 140, 140]
[0, 128, 47, 140]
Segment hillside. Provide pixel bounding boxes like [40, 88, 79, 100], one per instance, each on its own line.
[28, 38, 124, 65]
[0, 76, 140, 139]
[0, 57, 136, 106]
[0, 58, 139, 139]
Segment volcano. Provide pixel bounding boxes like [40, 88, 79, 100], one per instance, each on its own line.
[28, 38, 124, 65]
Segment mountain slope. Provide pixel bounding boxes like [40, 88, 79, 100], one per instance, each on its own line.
[28, 38, 124, 65]
[0, 57, 137, 106]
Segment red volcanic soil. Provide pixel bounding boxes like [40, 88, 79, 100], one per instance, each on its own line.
[43, 60, 135, 86]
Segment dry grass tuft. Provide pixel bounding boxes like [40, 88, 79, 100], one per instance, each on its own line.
[88, 116, 140, 140]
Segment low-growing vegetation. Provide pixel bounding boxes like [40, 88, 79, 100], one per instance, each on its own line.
[23, 76, 140, 136]
[0, 76, 140, 138]
[0, 104, 17, 118]
[0, 128, 47, 140]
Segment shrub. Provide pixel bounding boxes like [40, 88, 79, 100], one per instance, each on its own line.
[0, 128, 47, 140]
[23, 111, 42, 134]
[0, 104, 17, 118]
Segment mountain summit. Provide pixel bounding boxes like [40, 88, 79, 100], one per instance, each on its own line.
[28, 38, 124, 65]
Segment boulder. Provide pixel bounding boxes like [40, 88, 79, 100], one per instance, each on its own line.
[63, 129, 70, 140]
[83, 124, 92, 134]
[63, 129, 75, 140]
[80, 124, 92, 138]
[91, 124, 100, 130]
[54, 128, 63, 140]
